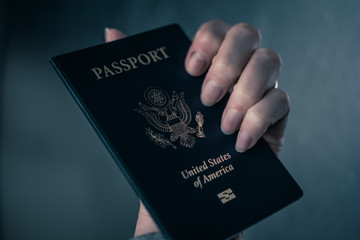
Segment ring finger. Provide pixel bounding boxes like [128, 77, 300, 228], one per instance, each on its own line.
[221, 48, 282, 135]
[235, 88, 290, 152]
[201, 23, 262, 106]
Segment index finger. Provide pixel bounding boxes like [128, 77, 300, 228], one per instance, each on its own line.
[185, 20, 230, 76]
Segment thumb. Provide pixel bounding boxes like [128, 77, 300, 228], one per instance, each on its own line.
[104, 27, 126, 42]
[134, 201, 159, 237]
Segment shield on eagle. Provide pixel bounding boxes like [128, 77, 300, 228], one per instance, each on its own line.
[135, 87, 205, 149]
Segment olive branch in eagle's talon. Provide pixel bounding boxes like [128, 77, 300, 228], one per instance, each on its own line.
[145, 128, 177, 149]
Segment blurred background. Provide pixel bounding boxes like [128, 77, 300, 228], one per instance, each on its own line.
[1, 0, 359, 239]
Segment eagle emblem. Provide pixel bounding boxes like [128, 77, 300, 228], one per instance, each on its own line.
[135, 86, 205, 149]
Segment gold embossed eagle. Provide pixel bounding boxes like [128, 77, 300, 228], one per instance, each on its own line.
[135, 87, 205, 149]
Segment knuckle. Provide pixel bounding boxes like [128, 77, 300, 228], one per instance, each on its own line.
[278, 90, 291, 113]
[255, 48, 282, 67]
[206, 19, 228, 28]
[195, 20, 229, 48]
[245, 108, 271, 137]
[211, 56, 238, 79]
[200, 19, 226, 30]
[229, 22, 262, 43]
[277, 89, 290, 104]
[198, 19, 228, 36]
[248, 108, 268, 125]
[229, 104, 248, 117]
[229, 87, 257, 114]
[233, 83, 257, 100]
[196, 30, 217, 45]
[271, 89, 290, 116]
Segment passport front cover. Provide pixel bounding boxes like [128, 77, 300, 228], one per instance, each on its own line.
[50, 24, 303, 239]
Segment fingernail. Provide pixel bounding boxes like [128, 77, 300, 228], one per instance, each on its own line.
[201, 81, 223, 106]
[221, 109, 243, 135]
[236, 131, 252, 153]
[105, 27, 113, 35]
[187, 52, 207, 76]
[105, 27, 111, 42]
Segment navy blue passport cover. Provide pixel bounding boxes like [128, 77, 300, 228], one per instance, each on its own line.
[50, 24, 303, 240]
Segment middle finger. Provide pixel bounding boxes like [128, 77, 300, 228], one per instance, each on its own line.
[221, 48, 282, 134]
[201, 23, 262, 106]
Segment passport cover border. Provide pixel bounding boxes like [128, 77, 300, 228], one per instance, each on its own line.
[49, 24, 303, 240]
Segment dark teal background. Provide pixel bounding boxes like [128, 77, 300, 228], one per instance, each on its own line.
[1, 0, 359, 239]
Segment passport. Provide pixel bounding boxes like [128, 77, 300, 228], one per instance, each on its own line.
[50, 24, 303, 239]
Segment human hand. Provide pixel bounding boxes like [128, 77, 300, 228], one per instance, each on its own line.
[105, 19, 289, 238]
[184, 20, 288, 155]
[105, 28, 161, 238]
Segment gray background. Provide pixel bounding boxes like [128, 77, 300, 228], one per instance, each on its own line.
[1, 0, 359, 239]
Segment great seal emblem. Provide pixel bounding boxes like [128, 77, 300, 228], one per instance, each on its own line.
[135, 86, 205, 149]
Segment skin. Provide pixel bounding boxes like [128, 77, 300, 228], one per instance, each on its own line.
[105, 20, 290, 239]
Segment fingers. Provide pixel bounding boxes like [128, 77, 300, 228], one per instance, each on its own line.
[106, 23, 286, 154]
[235, 89, 290, 152]
[185, 20, 230, 76]
[134, 201, 159, 237]
[188, 20, 285, 153]
[221, 48, 282, 134]
[200, 23, 262, 106]
[263, 110, 289, 155]
[104, 27, 126, 42]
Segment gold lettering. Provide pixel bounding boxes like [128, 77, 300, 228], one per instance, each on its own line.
[202, 164, 234, 184]
[127, 57, 138, 69]
[111, 62, 123, 74]
[181, 170, 189, 179]
[90, 67, 103, 80]
[208, 173, 217, 181]
[158, 46, 170, 59]
[179, 161, 208, 179]
[208, 158, 214, 167]
[203, 174, 211, 183]
[188, 169, 195, 177]
[103, 65, 115, 77]
[90, 46, 171, 79]
[138, 54, 151, 65]
[207, 153, 232, 167]
[120, 59, 131, 71]
[202, 160, 208, 170]
[148, 50, 162, 62]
